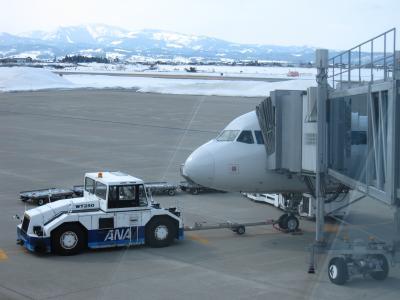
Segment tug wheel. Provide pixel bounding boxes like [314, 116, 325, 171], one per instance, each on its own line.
[146, 217, 175, 248]
[52, 224, 86, 255]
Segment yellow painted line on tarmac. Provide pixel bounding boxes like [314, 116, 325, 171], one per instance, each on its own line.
[0, 249, 9, 261]
[324, 223, 341, 233]
[186, 234, 209, 245]
[3, 248, 28, 255]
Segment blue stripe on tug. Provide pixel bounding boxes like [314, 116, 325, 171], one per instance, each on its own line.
[178, 228, 184, 240]
[88, 226, 185, 248]
[17, 226, 51, 253]
[88, 226, 146, 248]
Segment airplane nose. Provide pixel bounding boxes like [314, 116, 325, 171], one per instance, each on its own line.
[181, 148, 215, 187]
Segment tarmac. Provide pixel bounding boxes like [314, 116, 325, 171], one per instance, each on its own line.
[0, 89, 398, 300]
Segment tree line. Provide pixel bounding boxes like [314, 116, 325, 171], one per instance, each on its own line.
[61, 55, 110, 63]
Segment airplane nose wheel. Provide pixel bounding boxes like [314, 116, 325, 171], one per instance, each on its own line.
[278, 213, 299, 232]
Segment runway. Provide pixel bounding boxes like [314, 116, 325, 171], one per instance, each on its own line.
[54, 70, 292, 82]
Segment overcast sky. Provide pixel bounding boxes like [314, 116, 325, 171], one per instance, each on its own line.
[1, 0, 399, 49]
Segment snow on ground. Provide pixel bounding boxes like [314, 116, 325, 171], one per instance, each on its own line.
[0, 67, 73, 91]
[63, 63, 317, 79]
[66, 74, 316, 97]
[62, 62, 387, 82]
[0, 66, 316, 96]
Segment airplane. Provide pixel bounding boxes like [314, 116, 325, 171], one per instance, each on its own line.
[181, 109, 308, 194]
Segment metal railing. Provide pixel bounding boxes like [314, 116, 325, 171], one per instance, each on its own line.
[328, 28, 396, 89]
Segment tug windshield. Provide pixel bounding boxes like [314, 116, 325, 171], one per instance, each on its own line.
[108, 184, 147, 208]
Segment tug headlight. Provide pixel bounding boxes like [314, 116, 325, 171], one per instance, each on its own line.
[33, 226, 44, 236]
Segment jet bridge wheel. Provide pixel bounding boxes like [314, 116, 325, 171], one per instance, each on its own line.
[328, 257, 349, 285]
[370, 254, 389, 281]
[145, 217, 175, 248]
[51, 223, 86, 255]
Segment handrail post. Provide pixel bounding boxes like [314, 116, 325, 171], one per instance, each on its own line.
[384, 33, 387, 80]
[359, 46, 361, 84]
[348, 51, 351, 84]
[371, 40, 374, 83]
[394, 29, 397, 80]
[340, 55, 342, 88]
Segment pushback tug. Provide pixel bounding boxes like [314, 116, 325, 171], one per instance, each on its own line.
[17, 171, 184, 255]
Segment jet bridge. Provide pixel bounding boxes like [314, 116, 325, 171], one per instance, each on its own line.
[256, 90, 305, 173]
[320, 28, 400, 284]
[256, 88, 320, 175]
[257, 28, 400, 284]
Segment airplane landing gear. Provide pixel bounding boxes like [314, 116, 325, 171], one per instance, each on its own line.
[277, 213, 300, 232]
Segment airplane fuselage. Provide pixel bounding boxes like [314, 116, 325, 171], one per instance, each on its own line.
[181, 111, 307, 193]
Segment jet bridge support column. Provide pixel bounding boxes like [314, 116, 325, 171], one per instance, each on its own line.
[395, 60, 400, 260]
[393, 53, 400, 260]
[315, 49, 329, 244]
[308, 49, 329, 274]
[394, 206, 400, 265]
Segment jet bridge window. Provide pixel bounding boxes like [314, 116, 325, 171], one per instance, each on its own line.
[254, 130, 264, 145]
[237, 130, 254, 144]
[328, 94, 368, 183]
[216, 130, 240, 141]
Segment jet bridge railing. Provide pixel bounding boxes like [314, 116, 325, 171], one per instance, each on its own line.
[328, 28, 397, 89]
[326, 29, 399, 207]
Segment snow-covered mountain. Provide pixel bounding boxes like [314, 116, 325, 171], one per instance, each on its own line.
[0, 24, 318, 63]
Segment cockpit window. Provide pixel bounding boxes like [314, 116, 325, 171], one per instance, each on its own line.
[254, 130, 265, 145]
[216, 130, 240, 141]
[237, 130, 254, 144]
